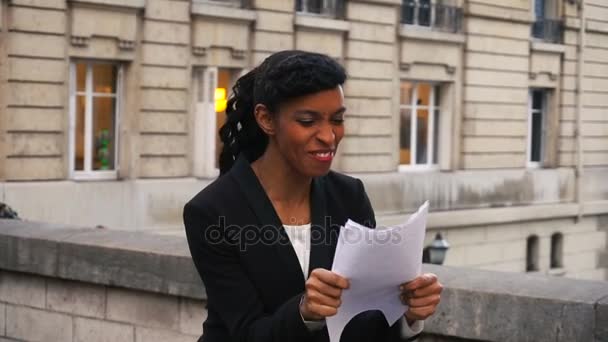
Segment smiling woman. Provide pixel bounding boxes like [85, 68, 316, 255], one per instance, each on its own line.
[183, 50, 442, 342]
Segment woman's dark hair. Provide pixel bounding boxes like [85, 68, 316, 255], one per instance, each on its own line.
[218, 50, 347, 175]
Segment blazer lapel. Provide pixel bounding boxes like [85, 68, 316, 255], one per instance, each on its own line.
[230, 156, 306, 289]
[307, 176, 337, 278]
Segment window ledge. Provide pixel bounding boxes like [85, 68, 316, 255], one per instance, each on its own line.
[295, 14, 350, 32]
[530, 41, 566, 54]
[399, 25, 465, 45]
[191, 2, 256, 22]
[547, 268, 566, 277]
[69, 0, 145, 9]
[71, 171, 118, 181]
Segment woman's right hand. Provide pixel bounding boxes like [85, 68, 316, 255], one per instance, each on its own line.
[299, 268, 350, 321]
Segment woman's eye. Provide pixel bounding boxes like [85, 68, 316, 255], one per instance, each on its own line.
[297, 119, 315, 126]
[332, 118, 345, 124]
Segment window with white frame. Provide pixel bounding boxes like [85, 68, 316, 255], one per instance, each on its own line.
[402, 0, 463, 33]
[528, 89, 546, 167]
[296, 0, 341, 18]
[69, 61, 121, 180]
[399, 82, 440, 168]
[192, 67, 242, 178]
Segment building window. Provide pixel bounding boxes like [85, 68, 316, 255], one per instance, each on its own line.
[528, 89, 546, 167]
[526, 235, 540, 272]
[531, 0, 562, 43]
[550, 233, 563, 269]
[401, 0, 463, 33]
[296, 0, 342, 18]
[192, 67, 242, 178]
[399, 82, 440, 168]
[69, 61, 121, 180]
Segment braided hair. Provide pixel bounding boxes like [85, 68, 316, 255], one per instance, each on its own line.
[218, 50, 347, 175]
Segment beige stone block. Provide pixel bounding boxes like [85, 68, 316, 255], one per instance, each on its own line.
[587, 3, 608, 22]
[252, 30, 293, 52]
[465, 52, 528, 72]
[583, 152, 608, 166]
[531, 51, 561, 76]
[400, 40, 460, 66]
[8, 58, 66, 83]
[462, 137, 526, 153]
[463, 119, 527, 137]
[146, 0, 190, 22]
[442, 245, 466, 266]
[255, 11, 294, 33]
[141, 89, 188, 111]
[344, 117, 392, 135]
[583, 122, 608, 137]
[462, 153, 525, 169]
[139, 156, 189, 178]
[141, 66, 188, 89]
[8, 82, 64, 107]
[11, 0, 66, 8]
[6, 305, 73, 342]
[464, 86, 527, 104]
[253, 0, 294, 12]
[563, 231, 606, 254]
[563, 251, 599, 270]
[586, 31, 608, 49]
[349, 22, 395, 43]
[583, 137, 608, 151]
[582, 107, 608, 122]
[561, 75, 576, 91]
[295, 30, 343, 58]
[72, 7, 137, 42]
[142, 44, 188, 67]
[140, 112, 187, 133]
[5, 157, 64, 180]
[194, 20, 251, 51]
[339, 136, 393, 154]
[46, 279, 106, 318]
[561, 90, 576, 106]
[464, 243, 505, 265]
[68, 37, 135, 61]
[502, 240, 526, 261]
[344, 98, 392, 117]
[10, 6, 65, 34]
[140, 134, 188, 155]
[344, 60, 394, 80]
[106, 288, 179, 330]
[346, 2, 396, 24]
[443, 227, 487, 246]
[7, 133, 62, 156]
[584, 77, 608, 92]
[339, 154, 394, 172]
[583, 92, 608, 107]
[346, 41, 393, 61]
[559, 152, 575, 167]
[486, 224, 523, 242]
[7, 107, 64, 131]
[343, 79, 392, 99]
[470, 0, 528, 10]
[0, 272, 46, 308]
[463, 103, 527, 120]
[135, 326, 197, 342]
[465, 69, 528, 88]
[8, 32, 65, 58]
[467, 35, 529, 56]
[466, 17, 530, 40]
[559, 137, 575, 152]
[179, 298, 206, 336]
[74, 317, 133, 342]
[143, 21, 189, 45]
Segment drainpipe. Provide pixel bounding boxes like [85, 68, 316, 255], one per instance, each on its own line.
[575, 0, 586, 221]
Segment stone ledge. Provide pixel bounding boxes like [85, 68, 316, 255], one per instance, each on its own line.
[68, 0, 146, 9]
[294, 14, 350, 32]
[0, 220, 205, 300]
[466, 2, 534, 24]
[531, 41, 567, 54]
[191, 2, 256, 22]
[399, 26, 465, 45]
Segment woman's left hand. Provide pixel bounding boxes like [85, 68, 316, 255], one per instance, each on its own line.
[399, 273, 442, 324]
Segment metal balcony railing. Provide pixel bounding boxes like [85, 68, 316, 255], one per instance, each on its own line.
[401, 1, 463, 33]
[295, 0, 345, 19]
[531, 18, 564, 44]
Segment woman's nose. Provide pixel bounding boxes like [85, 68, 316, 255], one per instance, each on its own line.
[316, 124, 336, 146]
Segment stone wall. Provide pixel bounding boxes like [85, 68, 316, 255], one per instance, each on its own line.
[1, 220, 607, 342]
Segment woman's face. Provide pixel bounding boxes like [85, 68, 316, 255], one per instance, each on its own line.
[271, 86, 346, 178]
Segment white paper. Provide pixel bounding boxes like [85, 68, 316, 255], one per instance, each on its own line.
[327, 201, 429, 342]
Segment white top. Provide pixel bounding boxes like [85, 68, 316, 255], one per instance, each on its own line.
[283, 224, 424, 337]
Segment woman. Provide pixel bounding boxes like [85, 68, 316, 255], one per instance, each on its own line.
[183, 50, 442, 342]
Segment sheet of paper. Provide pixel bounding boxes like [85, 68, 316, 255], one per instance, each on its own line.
[327, 201, 429, 342]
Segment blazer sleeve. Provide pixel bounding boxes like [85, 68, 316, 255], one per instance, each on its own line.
[355, 179, 422, 342]
[183, 202, 314, 342]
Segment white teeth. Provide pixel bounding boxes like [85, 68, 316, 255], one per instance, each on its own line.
[314, 152, 333, 158]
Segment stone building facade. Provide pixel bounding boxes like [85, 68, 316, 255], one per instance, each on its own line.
[0, 0, 606, 280]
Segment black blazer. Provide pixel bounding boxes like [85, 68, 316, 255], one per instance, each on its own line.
[183, 156, 418, 342]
